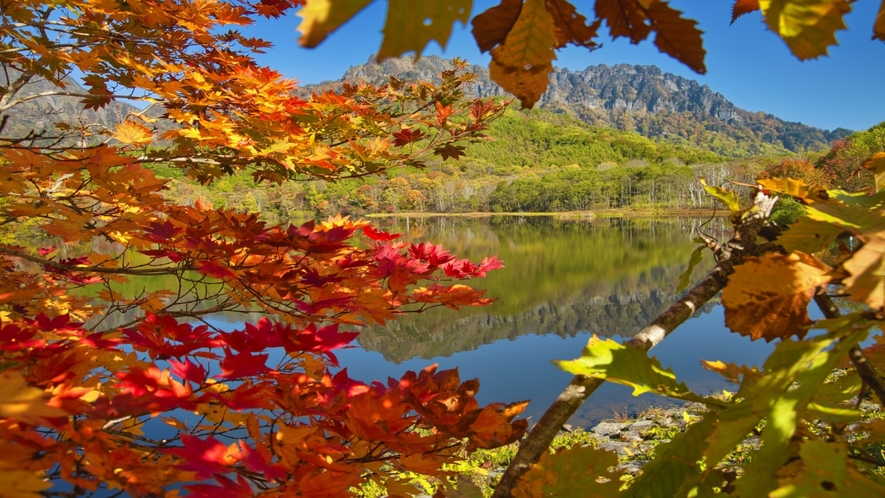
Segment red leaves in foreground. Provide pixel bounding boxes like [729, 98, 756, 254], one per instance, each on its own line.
[0, 310, 526, 496]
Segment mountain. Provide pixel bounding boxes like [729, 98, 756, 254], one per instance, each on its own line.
[305, 55, 852, 157]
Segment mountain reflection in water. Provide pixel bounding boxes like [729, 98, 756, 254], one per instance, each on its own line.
[330, 216, 775, 426]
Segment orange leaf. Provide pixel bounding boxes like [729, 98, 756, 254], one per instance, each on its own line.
[472, 0, 523, 53]
[722, 252, 832, 341]
[113, 120, 154, 146]
[732, 0, 761, 24]
[546, 0, 601, 49]
[488, 0, 558, 108]
[645, 0, 706, 74]
[876, 0, 885, 41]
[596, 0, 652, 43]
[0, 370, 67, 425]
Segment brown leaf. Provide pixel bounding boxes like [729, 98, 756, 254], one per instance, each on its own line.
[546, 0, 601, 49]
[861, 152, 885, 193]
[378, 0, 472, 60]
[722, 252, 832, 341]
[488, 0, 558, 108]
[595, 0, 652, 43]
[759, 0, 852, 60]
[645, 0, 706, 74]
[876, 0, 885, 41]
[843, 233, 885, 309]
[297, 0, 374, 48]
[472, 0, 523, 53]
[732, 0, 761, 24]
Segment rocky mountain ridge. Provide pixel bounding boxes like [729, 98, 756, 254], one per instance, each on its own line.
[307, 55, 851, 157]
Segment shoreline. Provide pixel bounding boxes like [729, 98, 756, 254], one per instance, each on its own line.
[363, 208, 724, 219]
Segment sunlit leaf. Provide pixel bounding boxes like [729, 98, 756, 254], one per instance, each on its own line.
[296, 0, 374, 48]
[843, 232, 885, 309]
[0, 470, 52, 498]
[699, 178, 740, 214]
[770, 440, 885, 497]
[514, 444, 624, 498]
[758, 0, 852, 60]
[776, 216, 844, 254]
[113, 120, 153, 146]
[378, 0, 472, 60]
[721, 252, 831, 341]
[0, 370, 66, 425]
[488, 0, 558, 108]
[556, 336, 704, 400]
[861, 152, 885, 193]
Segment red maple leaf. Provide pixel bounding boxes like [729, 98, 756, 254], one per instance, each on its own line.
[362, 225, 402, 241]
[218, 349, 270, 379]
[166, 434, 241, 480]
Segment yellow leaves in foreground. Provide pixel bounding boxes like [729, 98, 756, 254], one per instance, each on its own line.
[758, 0, 851, 59]
[0, 371, 66, 425]
[0, 470, 51, 498]
[722, 252, 831, 341]
[113, 120, 154, 146]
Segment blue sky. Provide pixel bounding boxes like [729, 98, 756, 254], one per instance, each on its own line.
[244, 1, 885, 132]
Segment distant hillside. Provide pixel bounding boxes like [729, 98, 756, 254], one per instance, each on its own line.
[305, 56, 852, 158]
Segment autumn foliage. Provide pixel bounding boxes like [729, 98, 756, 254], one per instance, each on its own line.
[0, 0, 525, 496]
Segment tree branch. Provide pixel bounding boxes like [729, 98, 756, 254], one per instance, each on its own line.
[813, 290, 885, 406]
[492, 192, 777, 497]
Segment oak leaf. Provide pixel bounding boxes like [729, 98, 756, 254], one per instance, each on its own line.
[514, 444, 624, 498]
[876, 0, 885, 41]
[377, 0, 472, 60]
[472, 0, 523, 52]
[644, 0, 706, 74]
[722, 252, 832, 341]
[758, 0, 851, 60]
[843, 233, 885, 309]
[732, 0, 761, 23]
[297, 0, 374, 48]
[546, 0, 600, 49]
[488, 0, 558, 108]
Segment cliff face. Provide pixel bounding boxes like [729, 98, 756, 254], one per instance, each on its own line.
[317, 55, 852, 156]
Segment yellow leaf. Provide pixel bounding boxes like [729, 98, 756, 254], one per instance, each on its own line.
[297, 0, 374, 48]
[113, 120, 153, 146]
[377, 0, 472, 61]
[843, 233, 885, 309]
[0, 470, 51, 498]
[0, 371, 66, 425]
[722, 252, 832, 341]
[776, 216, 843, 254]
[488, 0, 558, 108]
[758, 0, 852, 60]
[862, 152, 885, 193]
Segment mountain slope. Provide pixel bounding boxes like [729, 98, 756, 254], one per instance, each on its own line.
[306, 56, 851, 157]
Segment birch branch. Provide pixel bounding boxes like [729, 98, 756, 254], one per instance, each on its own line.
[491, 192, 777, 497]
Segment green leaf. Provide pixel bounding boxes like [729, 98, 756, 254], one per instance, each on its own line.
[770, 440, 885, 497]
[555, 336, 704, 402]
[621, 416, 718, 498]
[514, 444, 624, 498]
[699, 178, 740, 214]
[676, 244, 705, 293]
[730, 321, 870, 497]
[378, 0, 473, 60]
[776, 216, 844, 254]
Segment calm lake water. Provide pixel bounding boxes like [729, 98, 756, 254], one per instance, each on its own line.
[283, 216, 776, 426]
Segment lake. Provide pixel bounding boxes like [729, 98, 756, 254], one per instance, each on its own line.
[249, 215, 777, 426]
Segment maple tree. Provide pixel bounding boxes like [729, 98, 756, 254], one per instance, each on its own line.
[0, 1, 526, 496]
[298, 1, 885, 497]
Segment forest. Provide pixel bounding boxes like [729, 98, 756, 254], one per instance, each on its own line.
[3, 1, 885, 498]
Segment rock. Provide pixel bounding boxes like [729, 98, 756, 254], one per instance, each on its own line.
[618, 460, 650, 475]
[597, 441, 633, 458]
[629, 420, 656, 432]
[620, 431, 643, 443]
[591, 422, 630, 437]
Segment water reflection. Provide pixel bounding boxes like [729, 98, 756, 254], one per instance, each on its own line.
[329, 216, 773, 425]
